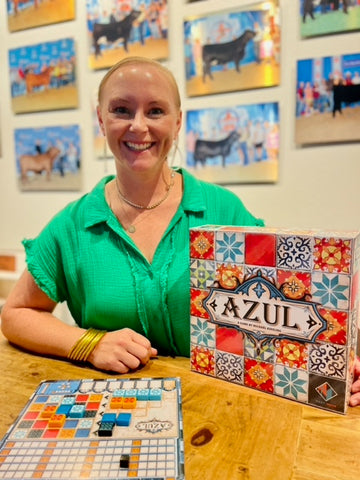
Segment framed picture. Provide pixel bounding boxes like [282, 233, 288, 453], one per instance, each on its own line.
[300, 0, 360, 38]
[186, 102, 279, 184]
[86, 0, 169, 70]
[184, 0, 280, 97]
[295, 52, 360, 145]
[7, 0, 75, 33]
[15, 125, 81, 192]
[9, 38, 78, 114]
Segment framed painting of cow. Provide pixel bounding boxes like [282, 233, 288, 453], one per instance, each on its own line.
[300, 0, 360, 38]
[14, 125, 81, 192]
[7, 0, 75, 33]
[295, 52, 360, 145]
[186, 102, 279, 184]
[184, 1, 280, 97]
[86, 0, 169, 70]
[9, 38, 78, 114]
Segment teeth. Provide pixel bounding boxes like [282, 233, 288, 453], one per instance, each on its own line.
[126, 142, 152, 151]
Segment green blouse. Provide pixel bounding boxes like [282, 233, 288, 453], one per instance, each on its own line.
[23, 168, 264, 357]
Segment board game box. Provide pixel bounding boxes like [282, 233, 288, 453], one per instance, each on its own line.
[190, 225, 360, 414]
[0, 377, 185, 479]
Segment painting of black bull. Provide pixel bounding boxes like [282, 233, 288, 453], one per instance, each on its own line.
[194, 131, 240, 168]
[92, 10, 140, 58]
[333, 84, 360, 117]
[202, 30, 256, 82]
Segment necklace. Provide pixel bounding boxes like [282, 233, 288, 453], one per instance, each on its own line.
[115, 170, 175, 211]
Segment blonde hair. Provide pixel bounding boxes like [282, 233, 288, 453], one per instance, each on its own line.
[97, 56, 181, 109]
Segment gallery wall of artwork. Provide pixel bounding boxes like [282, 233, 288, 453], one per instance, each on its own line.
[0, 0, 359, 252]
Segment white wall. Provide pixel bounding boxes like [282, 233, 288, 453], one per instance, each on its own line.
[0, 0, 359, 254]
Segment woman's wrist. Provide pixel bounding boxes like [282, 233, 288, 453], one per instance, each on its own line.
[67, 328, 106, 362]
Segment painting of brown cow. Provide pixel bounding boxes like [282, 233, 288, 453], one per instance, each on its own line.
[25, 66, 53, 94]
[20, 146, 60, 183]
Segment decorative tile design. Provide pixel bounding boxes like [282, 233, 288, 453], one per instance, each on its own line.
[274, 365, 308, 402]
[191, 316, 216, 348]
[190, 225, 360, 413]
[312, 272, 350, 310]
[190, 230, 214, 259]
[215, 231, 244, 263]
[317, 308, 347, 345]
[216, 263, 243, 290]
[244, 358, 274, 393]
[190, 289, 209, 319]
[244, 233, 276, 267]
[215, 351, 244, 385]
[244, 336, 275, 362]
[277, 236, 312, 270]
[190, 259, 216, 289]
[190, 345, 215, 376]
[275, 339, 308, 369]
[309, 343, 346, 379]
[216, 326, 244, 355]
[314, 237, 352, 273]
[245, 265, 276, 281]
[277, 270, 311, 300]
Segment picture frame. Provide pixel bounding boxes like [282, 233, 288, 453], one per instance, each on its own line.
[86, 0, 169, 71]
[295, 52, 360, 145]
[9, 38, 78, 114]
[7, 0, 75, 33]
[186, 102, 279, 184]
[184, 0, 280, 97]
[14, 125, 81, 192]
[300, 0, 360, 38]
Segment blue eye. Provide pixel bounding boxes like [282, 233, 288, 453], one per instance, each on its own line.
[149, 107, 164, 116]
[113, 106, 130, 115]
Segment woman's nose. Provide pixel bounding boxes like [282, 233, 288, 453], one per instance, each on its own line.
[129, 111, 148, 132]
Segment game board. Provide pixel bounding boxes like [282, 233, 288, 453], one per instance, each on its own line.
[0, 377, 185, 479]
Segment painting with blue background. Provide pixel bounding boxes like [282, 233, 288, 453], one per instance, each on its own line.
[186, 103, 279, 167]
[14, 125, 81, 176]
[184, 9, 265, 80]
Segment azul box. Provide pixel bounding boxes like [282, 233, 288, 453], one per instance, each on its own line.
[190, 225, 360, 414]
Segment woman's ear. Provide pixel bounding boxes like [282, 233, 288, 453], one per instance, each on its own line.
[96, 105, 105, 136]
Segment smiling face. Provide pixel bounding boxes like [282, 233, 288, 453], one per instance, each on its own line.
[97, 60, 182, 176]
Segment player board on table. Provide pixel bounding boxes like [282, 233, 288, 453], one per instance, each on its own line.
[0, 377, 185, 479]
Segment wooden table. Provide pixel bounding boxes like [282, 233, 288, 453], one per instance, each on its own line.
[0, 332, 359, 480]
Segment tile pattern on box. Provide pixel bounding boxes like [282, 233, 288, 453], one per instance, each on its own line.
[0, 378, 184, 479]
[190, 226, 360, 414]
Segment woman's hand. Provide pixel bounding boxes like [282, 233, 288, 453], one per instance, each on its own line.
[88, 328, 158, 373]
[349, 357, 360, 407]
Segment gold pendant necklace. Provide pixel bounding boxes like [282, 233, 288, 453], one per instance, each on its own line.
[115, 171, 175, 211]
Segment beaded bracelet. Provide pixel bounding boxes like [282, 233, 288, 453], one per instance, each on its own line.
[67, 328, 107, 362]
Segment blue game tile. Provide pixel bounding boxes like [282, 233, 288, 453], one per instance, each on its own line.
[116, 413, 131, 427]
[123, 389, 138, 398]
[75, 429, 91, 438]
[113, 389, 125, 398]
[98, 421, 114, 437]
[69, 404, 85, 418]
[102, 413, 117, 423]
[64, 419, 78, 429]
[149, 389, 162, 401]
[61, 396, 76, 405]
[56, 405, 72, 416]
[136, 389, 150, 401]
[34, 395, 49, 403]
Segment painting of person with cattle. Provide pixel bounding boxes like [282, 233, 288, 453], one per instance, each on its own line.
[186, 102, 279, 184]
[15, 125, 81, 191]
[300, 0, 360, 38]
[9, 38, 78, 114]
[7, 0, 75, 33]
[295, 52, 360, 145]
[184, 1, 280, 97]
[86, 0, 169, 70]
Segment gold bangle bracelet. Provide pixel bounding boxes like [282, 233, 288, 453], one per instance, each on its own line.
[68, 329, 106, 362]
